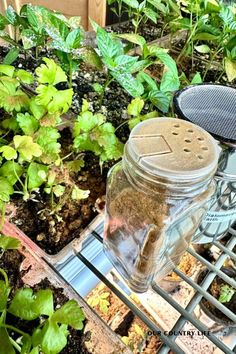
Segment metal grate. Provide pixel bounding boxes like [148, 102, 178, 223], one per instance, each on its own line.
[53, 218, 236, 354]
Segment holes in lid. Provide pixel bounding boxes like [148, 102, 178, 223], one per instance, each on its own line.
[201, 146, 208, 151]
[198, 137, 204, 141]
[184, 148, 191, 152]
[198, 155, 204, 160]
[173, 123, 180, 128]
[187, 129, 194, 133]
[172, 131, 179, 135]
[185, 139, 191, 143]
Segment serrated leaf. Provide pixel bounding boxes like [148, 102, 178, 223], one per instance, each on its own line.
[51, 300, 85, 330]
[36, 127, 61, 164]
[195, 44, 211, 53]
[3, 48, 19, 65]
[53, 185, 65, 197]
[14, 135, 42, 161]
[16, 113, 39, 135]
[0, 146, 17, 160]
[36, 85, 73, 114]
[0, 280, 10, 310]
[127, 97, 144, 116]
[0, 77, 29, 112]
[36, 58, 67, 85]
[122, 0, 139, 8]
[27, 162, 48, 189]
[30, 97, 47, 120]
[9, 288, 40, 320]
[15, 69, 34, 84]
[66, 159, 84, 172]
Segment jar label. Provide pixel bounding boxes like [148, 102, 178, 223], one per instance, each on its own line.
[203, 209, 236, 223]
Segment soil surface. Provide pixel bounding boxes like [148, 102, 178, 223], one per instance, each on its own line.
[198, 268, 236, 325]
[86, 283, 162, 353]
[0, 249, 91, 353]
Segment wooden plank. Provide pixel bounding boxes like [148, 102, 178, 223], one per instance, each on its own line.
[88, 0, 106, 30]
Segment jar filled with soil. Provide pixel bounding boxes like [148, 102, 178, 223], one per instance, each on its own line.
[103, 118, 220, 293]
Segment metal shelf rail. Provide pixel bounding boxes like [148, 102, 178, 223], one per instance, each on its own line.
[56, 221, 236, 354]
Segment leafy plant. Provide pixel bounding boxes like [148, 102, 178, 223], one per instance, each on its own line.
[0, 264, 85, 353]
[218, 284, 236, 303]
[0, 234, 21, 257]
[73, 99, 123, 167]
[126, 97, 157, 129]
[87, 291, 111, 314]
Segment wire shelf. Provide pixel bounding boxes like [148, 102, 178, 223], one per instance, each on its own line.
[53, 217, 236, 354]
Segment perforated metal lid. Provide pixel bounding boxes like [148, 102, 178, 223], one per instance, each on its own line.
[126, 118, 220, 181]
[173, 84, 236, 144]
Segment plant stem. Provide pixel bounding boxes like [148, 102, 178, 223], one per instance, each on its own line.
[0, 203, 6, 231]
[35, 46, 39, 59]
[203, 45, 223, 81]
[0, 324, 30, 339]
[99, 76, 114, 107]
[9, 338, 22, 353]
[0, 268, 9, 287]
[69, 56, 73, 88]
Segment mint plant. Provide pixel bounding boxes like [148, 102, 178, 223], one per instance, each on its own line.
[73, 99, 123, 167]
[218, 284, 236, 303]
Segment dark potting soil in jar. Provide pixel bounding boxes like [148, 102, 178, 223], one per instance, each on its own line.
[0, 249, 91, 353]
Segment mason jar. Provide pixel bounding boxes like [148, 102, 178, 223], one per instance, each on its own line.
[103, 118, 220, 293]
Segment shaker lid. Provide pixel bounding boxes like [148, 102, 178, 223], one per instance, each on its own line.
[126, 118, 220, 180]
[173, 84, 236, 145]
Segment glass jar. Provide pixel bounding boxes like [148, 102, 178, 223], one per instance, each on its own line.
[193, 143, 236, 243]
[103, 118, 220, 293]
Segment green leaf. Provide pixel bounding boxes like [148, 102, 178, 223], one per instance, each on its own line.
[0, 146, 17, 160]
[36, 85, 73, 114]
[143, 7, 158, 23]
[36, 127, 61, 164]
[193, 32, 219, 41]
[219, 6, 234, 25]
[0, 280, 11, 310]
[14, 135, 42, 161]
[36, 58, 67, 85]
[112, 71, 144, 97]
[93, 83, 104, 94]
[122, 0, 139, 8]
[66, 28, 82, 49]
[218, 285, 235, 303]
[194, 44, 211, 54]
[204, 0, 220, 13]
[0, 14, 9, 31]
[0, 161, 23, 185]
[52, 185, 65, 197]
[127, 98, 144, 116]
[79, 46, 103, 70]
[41, 321, 69, 354]
[117, 33, 146, 49]
[52, 300, 85, 330]
[21, 29, 39, 50]
[0, 64, 15, 77]
[96, 27, 123, 59]
[9, 288, 39, 320]
[0, 177, 14, 202]
[225, 57, 236, 82]
[30, 97, 47, 120]
[3, 48, 19, 65]
[44, 11, 70, 43]
[71, 186, 90, 200]
[27, 162, 48, 190]
[191, 72, 202, 84]
[148, 90, 171, 113]
[148, 46, 178, 75]
[6, 6, 18, 25]
[16, 113, 39, 135]
[160, 70, 180, 92]
[137, 71, 157, 91]
[0, 234, 20, 251]
[65, 159, 84, 172]
[0, 328, 15, 354]
[15, 69, 34, 84]
[0, 77, 29, 112]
